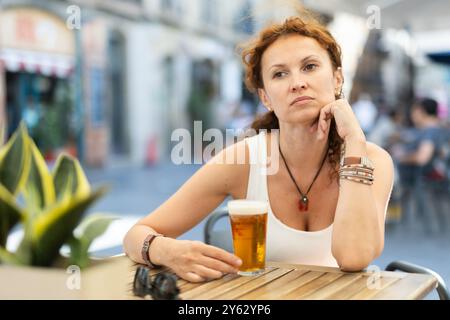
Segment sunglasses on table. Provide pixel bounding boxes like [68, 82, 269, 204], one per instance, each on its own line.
[132, 265, 181, 300]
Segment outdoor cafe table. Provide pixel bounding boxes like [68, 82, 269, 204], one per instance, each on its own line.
[0, 256, 437, 299]
[128, 258, 438, 300]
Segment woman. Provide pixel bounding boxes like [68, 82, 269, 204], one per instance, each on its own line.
[123, 16, 394, 283]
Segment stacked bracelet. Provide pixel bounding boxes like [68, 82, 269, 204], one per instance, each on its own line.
[339, 163, 374, 186]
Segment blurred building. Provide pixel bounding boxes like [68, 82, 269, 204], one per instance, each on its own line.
[3, 0, 447, 167]
[0, 4, 77, 161]
[0, 0, 260, 166]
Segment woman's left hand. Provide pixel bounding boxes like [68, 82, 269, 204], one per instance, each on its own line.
[315, 99, 366, 142]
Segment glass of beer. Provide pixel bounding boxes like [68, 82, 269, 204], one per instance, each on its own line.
[227, 200, 268, 276]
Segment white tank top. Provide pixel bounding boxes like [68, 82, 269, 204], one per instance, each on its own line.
[244, 131, 339, 267]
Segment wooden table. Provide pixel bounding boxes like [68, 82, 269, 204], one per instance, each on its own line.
[0, 256, 436, 299]
[137, 260, 438, 300]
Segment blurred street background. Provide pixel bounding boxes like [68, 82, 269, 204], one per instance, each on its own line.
[1, 0, 449, 299]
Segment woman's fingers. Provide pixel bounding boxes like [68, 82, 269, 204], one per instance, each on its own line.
[193, 264, 224, 281]
[184, 272, 205, 283]
[202, 244, 242, 269]
[173, 241, 244, 283]
[317, 102, 337, 140]
[198, 255, 239, 275]
[317, 112, 330, 140]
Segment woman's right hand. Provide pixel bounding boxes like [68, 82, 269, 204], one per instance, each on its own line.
[153, 238, 242, 283]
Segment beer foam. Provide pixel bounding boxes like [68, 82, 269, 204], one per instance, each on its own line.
[227, 200, 268, 215]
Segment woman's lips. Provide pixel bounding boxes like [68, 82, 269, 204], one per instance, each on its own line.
[290, 97, 313, 106]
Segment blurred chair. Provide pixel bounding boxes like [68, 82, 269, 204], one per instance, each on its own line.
[204, 206, 233, 253]
[385, 260, 449, 300]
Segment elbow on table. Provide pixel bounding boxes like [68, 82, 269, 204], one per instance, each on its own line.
[122, 225, 139, 259]
[337, 259, 370, 272]
[333, 242, 384, 272]
[334, 250, 379, 272]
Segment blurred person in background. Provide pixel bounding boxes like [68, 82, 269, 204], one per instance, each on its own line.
[397, 98, 446, 182]
[392, 97, 449, 232]
[368, 108, 402, 150]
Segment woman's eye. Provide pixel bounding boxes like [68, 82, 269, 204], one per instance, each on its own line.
[273, 71, 287, 78]
[303, 64, 318, 71]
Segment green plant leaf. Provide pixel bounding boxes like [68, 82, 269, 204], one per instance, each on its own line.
[24, 186, 108, 266]
[52, 154, 90, 201]
[23, 137, 56, 215]
[0, 123, 30, 195]
[74, 214, 117, 248]
[0, 183, 25, 247]
[67, 237, 84, 267]
[0, 246, 23, 265]
[68, 214, 117, 268]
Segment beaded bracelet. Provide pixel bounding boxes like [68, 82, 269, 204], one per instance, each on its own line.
[340, 175, 374, 185]
[339, 166, 374, 174]
[339, 170, 374, 179]
[340, 172, 374, 182]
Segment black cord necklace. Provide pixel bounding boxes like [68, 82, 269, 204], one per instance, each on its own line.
[278, 142, 328, 212]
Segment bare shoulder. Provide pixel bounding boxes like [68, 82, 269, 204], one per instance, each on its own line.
[366, 141, 394, 190]
[366, 141, 393, 167]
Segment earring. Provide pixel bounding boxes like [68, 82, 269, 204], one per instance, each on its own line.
[335, 88, 344, 99]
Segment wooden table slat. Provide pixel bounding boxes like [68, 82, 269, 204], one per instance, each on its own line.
[326, 276, 373, 300]
[280, 272, 344, 299]
[238, 269, 309, 300]
[349, 276, 400, 300]
[180, 273, 240, 298]
[302, 274, 364, 300]
[250, 271, 326, 299]
[212, 267, 294, 300]
[180, 267, 277, 300]
[371, 274, 438, 300]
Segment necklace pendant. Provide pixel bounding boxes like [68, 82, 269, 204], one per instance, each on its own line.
[298, 196, 309, 212]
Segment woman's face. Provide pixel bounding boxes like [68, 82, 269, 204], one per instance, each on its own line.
[258, 34, 343, 126]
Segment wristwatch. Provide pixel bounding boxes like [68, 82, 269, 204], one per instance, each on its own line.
[141, 233, 164, 268]
[340, 156, 374, 169]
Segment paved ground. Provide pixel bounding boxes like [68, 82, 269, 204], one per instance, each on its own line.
[85, 160, 450, 300]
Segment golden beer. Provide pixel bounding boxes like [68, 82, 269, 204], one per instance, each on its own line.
[228, 200, 268, 276]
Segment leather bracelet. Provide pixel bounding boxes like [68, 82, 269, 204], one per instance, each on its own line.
[141, 233, 164, 268]
[341, 156, 374, 169]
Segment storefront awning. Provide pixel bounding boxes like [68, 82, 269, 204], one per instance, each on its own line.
[0, 48, 74, 78]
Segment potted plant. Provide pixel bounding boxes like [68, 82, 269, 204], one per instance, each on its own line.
[0, 124, 130, 299]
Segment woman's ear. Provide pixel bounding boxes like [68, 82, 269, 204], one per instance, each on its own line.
[257, 88, 272, 111]
[334, 67, 344, 92]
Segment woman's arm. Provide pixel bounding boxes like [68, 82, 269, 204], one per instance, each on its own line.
[317, 99, 394, 271]
[123, 140, 248, 282]
[331, 138, 394, 271]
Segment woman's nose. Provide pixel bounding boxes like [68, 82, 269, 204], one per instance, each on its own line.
[289, 74, 307, 92]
